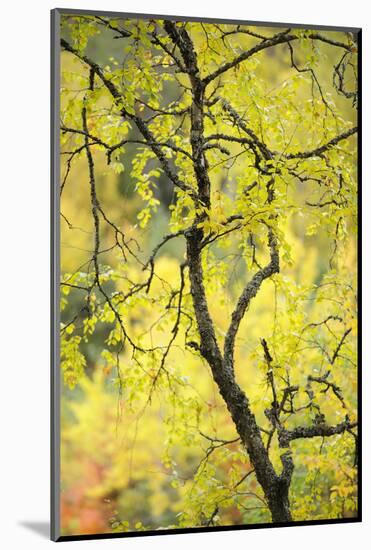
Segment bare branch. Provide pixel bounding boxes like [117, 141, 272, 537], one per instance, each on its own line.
[285, 127, 357, 159]
[61, 38, 197, 199]
[224, 227, 279, 365]
[284, 418, 357, 442]
[203, 30, 353, 85]
[203, 30, 296, 85]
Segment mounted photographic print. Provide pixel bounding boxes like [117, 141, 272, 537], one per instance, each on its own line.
[51, 8, 361, 541]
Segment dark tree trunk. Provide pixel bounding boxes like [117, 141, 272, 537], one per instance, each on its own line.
[164, 20, 294, 524]
[186, 230, 293, 523]
[268, 486, 292, 523]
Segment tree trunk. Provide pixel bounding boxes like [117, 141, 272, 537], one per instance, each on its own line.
[186, 230, 293, 523]
[165, 19, 294, 524]
[266, 481, 292, 522]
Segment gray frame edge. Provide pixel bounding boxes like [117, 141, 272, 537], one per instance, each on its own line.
[51, 7, 61, 543]
[54, 7, 361, 33]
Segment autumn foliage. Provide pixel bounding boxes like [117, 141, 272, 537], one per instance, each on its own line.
[58, 14, 358, 536]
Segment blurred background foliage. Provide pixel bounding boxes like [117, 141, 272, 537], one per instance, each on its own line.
[59, 15, 358, 536]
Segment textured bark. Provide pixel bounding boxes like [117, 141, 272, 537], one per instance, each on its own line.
[163, 21, 210, 207]
[284, 419, 357, 442]
[163, 20, 293, 523]
[224, 227, 279, 370]
[186, 228, 292, 522]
